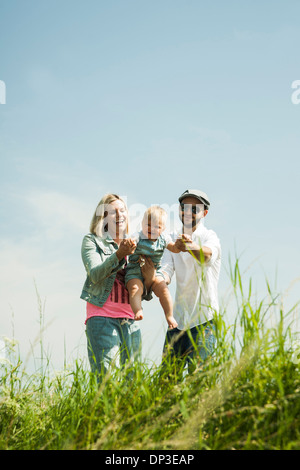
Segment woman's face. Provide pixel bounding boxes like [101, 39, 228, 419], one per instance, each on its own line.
[104, 199, 128, 238]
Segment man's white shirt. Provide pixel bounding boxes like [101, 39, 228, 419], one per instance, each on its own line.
[161, 221, 221, 330]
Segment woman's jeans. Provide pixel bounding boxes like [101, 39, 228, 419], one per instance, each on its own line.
[86, 316, 141, 378]
[162, 321, 216, 374]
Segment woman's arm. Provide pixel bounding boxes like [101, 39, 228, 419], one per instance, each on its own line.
[81, 235, 120, 284]
[81, 235, 136, 284]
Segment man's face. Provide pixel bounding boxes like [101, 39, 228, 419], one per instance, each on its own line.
[179, 196, 208, 232]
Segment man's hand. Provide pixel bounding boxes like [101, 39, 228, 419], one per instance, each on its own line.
[175, 234, 199, 252]
[140, 256, 156, 291]
[175, 234, 212, 262]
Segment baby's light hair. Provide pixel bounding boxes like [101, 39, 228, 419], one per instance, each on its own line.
[142, 205, 167, 227]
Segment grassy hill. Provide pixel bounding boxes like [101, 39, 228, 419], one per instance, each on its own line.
[1, 260, 299, 450]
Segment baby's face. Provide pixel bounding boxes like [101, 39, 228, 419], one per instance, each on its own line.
[142, 216, 165, 240]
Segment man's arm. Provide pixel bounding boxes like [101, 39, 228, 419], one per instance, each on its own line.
[161, 272, 171, 285]
[140, 256, 172, 286]
[160, 242, 175, 285]
[174, 235, 212, 263]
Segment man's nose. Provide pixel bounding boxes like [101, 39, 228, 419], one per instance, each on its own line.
[184, 206, 193, 214]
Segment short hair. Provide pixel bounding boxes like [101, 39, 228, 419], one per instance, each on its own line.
[142, 205, 167, 226]
[90, 193, 128, 237]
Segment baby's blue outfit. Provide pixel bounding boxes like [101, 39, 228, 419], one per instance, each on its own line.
[125, 231, 171, 285]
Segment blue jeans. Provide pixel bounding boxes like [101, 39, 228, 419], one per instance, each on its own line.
[86, 316, 141, 378]
[163, 321, 216, 374]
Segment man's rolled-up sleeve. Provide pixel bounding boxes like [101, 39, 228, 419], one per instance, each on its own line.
[203, 231, 221, 266]
[161, 247, 175, 282]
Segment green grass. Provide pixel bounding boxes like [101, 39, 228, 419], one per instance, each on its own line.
[0, 259, 299, 450]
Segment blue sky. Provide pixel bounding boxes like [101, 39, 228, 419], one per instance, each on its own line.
[0, 1, 299, 369]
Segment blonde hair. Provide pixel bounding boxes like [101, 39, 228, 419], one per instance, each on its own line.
[142, 205, 167, 226]
[90, 193, 129, 237]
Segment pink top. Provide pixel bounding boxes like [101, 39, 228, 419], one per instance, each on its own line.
[85, 267, 134, 323]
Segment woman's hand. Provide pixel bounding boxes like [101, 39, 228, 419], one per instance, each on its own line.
[140, 256, 156, 291]
[116, 238, 137, 260]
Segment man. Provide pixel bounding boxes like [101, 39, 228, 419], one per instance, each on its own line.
[161, 189, 221, 373]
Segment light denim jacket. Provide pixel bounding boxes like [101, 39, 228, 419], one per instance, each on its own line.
[80, 233, 126, 307]
[80, 233, 152, 307]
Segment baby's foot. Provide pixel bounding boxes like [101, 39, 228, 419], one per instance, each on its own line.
[167, 315, 178, 329]
[134, 309, 143, 321]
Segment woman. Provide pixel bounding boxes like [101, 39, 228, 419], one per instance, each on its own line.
[81, 193, 146, 378]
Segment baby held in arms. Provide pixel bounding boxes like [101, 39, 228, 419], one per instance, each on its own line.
[125, 206, 181, 329]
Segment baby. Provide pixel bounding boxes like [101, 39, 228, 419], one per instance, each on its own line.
[125, 206, 180, 329]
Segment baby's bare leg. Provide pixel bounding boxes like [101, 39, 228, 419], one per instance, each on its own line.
[127, 278, 144, 320]
[152, 277, 178, 329]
